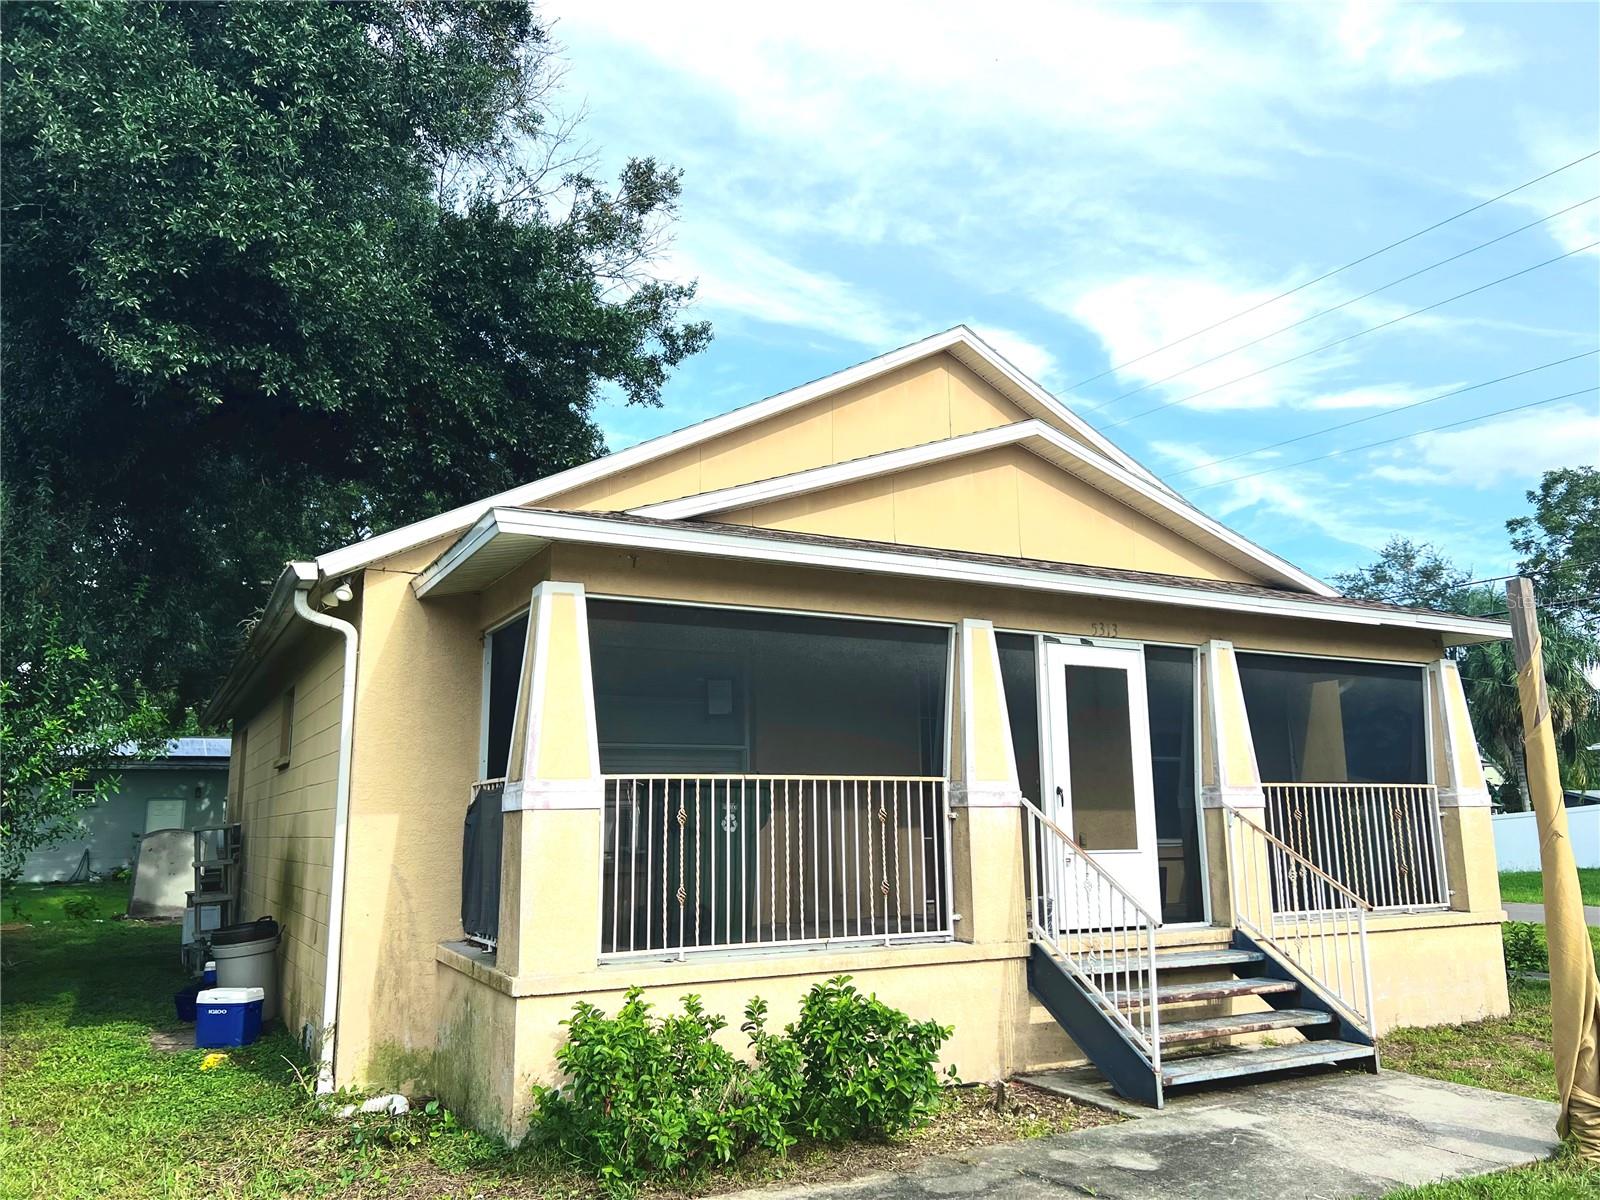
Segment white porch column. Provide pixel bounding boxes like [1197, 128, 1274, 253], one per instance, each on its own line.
[1199, 640, 1268, 925]
[950, 619, 1025, 946]
[1429, 658, 1502, 915]
[496, 581, 603, 976]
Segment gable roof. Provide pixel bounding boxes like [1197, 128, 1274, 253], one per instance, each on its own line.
[410, 505, 1510, 646]
[630, 419, 1333, 595]
[316, 326, 1174, 578]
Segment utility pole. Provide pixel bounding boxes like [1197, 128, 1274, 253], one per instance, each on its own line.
[1504, 576, 1600, 1159]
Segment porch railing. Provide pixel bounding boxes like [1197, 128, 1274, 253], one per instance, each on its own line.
[1263, 783, 1448, 912]
[600, 775, 951, 959]
[1225, 806, 1374, 1036]
[1022, 797, 1162, 1081]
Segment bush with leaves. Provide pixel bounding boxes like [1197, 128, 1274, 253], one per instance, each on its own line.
[531, 978, 952, 1194]
[789, 976, 953, 1142]
[531, 989, 797, 1193]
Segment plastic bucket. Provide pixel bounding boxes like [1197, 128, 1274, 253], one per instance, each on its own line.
[210, 918, 280, 1021]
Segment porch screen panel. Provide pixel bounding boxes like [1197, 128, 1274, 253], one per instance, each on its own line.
[997, 633, 1041, 808]
[588, 600, 951, 955]
[1236, 654, 1426, 784]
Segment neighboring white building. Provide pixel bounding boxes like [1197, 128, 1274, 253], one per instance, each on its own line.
[19, 738, 231, 882]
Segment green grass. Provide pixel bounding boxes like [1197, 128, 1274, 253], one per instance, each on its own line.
[0, 888, 509, 1199]
[1498, 869, 1600, 908]
[0, 885, 1101, 1199]
[6, 879, 135, 923]
[1378, 980, 1600, 1197]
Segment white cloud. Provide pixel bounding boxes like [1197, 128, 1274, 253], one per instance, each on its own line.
[1300, 381, 1463, 411]
[969, 326, 1060, 388]
[1366, 402, 1600, 488]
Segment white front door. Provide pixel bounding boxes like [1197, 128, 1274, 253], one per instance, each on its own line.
[1042, 642, 1161, 922]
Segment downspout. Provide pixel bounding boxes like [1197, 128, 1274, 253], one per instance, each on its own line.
[291, 580, 358, 1094]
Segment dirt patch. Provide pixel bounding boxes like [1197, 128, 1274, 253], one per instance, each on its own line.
[149, 1028, 193, 1054]
[342, 1081, 1120, 1200]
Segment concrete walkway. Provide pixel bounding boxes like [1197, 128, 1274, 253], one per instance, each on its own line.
[715, 1071, 1561, 1199]
[1503, 901, 1600, 926]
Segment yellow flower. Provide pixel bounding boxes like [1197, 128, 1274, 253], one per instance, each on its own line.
[199, 1052, 229, 1071]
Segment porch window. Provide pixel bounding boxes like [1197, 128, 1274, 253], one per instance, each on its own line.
[587, 600, 952, 957]
[1237, 653, 1446, 911]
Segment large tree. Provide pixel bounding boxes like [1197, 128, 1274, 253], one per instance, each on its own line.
[1508, 465, 1600, 633]
[1, 1, 708, 865]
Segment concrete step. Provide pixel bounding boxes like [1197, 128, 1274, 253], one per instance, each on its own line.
[1084, 947, 1266, 976]
[1159, 1008, 1332, 1046]
[1162, 1039, 1375, 1086]
[1107, 976, 1299, 1009]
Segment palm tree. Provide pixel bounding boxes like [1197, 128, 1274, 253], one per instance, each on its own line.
[1453, 587, 1600, 810]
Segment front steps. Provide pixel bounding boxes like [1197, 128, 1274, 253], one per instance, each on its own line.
[1028, 936, 1377, 1106]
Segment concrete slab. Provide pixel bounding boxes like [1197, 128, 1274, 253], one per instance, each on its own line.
[710, 1072, 1560, 1199]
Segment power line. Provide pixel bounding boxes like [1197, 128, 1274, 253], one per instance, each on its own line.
[1165, 350, 1599, 480]
[1099, 239, 1600, 430]
[1067, 148, 1600, 392]
[1181, 386, 1599, 493]
[1082, 195, 1600, 415]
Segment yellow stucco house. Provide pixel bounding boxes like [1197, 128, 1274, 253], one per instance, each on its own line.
[207, 327, 1509, 1136]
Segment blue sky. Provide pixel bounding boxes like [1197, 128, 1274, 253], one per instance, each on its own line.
[545, 0, 1599, 583]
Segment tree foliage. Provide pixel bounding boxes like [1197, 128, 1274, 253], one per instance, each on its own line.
[2, 0, 709, 723]
[1508, 465, 1600, 632]
[1334, 523, 1600, 808]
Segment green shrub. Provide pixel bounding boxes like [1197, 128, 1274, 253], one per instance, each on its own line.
[531, 978, 953, 1195]
[61, 893, 99, 921]
[1503, 921, 1548, 974]
[790, 975, 952, 1142]
[531, 989, 796, 1194]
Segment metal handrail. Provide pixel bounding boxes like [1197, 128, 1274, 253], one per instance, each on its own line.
[1225, 806, 1375, 1036]
[1022, 797, 1162, 1075]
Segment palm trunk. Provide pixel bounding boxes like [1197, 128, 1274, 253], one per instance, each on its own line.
[1511, 742, 1533, 813]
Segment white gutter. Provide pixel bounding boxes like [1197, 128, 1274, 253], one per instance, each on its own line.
[290, 580, 358, 1094]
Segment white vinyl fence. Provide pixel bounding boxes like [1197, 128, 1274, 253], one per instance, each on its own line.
[1492, 804, 1600, 871]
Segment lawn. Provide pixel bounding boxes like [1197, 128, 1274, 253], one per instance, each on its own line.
[0, 884, 1106, 1199]
[1498, 869, 1600, 908]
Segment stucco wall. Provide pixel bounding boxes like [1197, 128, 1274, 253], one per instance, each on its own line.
[541, 355, 1032, 511]
[234, 626, 347, 1048]
[718, 443, 1255, 583]
[19, 766, 229, 883]
[334, 543, 498, 1091]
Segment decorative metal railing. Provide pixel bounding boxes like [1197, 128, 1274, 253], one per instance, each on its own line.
[1022, 798, 1162, 1079]
[1263, 782, 1448, 912]
[599, 775, 951, 959]
[1225, 806, 1374, 1035]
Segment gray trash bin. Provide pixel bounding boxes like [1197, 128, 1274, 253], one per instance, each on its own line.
[210, 918, 280, 1021]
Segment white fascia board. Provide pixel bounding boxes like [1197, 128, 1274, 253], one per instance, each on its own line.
[413, 507, 1511, 645]
[202, 560, 319, 724]
[316, 326, 1157, 578]
[633, 420, 1334, 597]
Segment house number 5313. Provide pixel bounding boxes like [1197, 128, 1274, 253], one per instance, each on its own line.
[1089, 621, 1119, 638]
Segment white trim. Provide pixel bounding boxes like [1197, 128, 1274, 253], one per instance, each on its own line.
[1201, 640, 1267, 811]
[508, 581, 602, 799]
[502, 778, 606, 811]
[1428, 659, 1494, 809]
[414, 507, 1514, 646]
[630, 419, 1331, 596]
[313, 327, 1170, 580]
[288, 588, 358, 1095]
[956, 618, 1021, 806]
